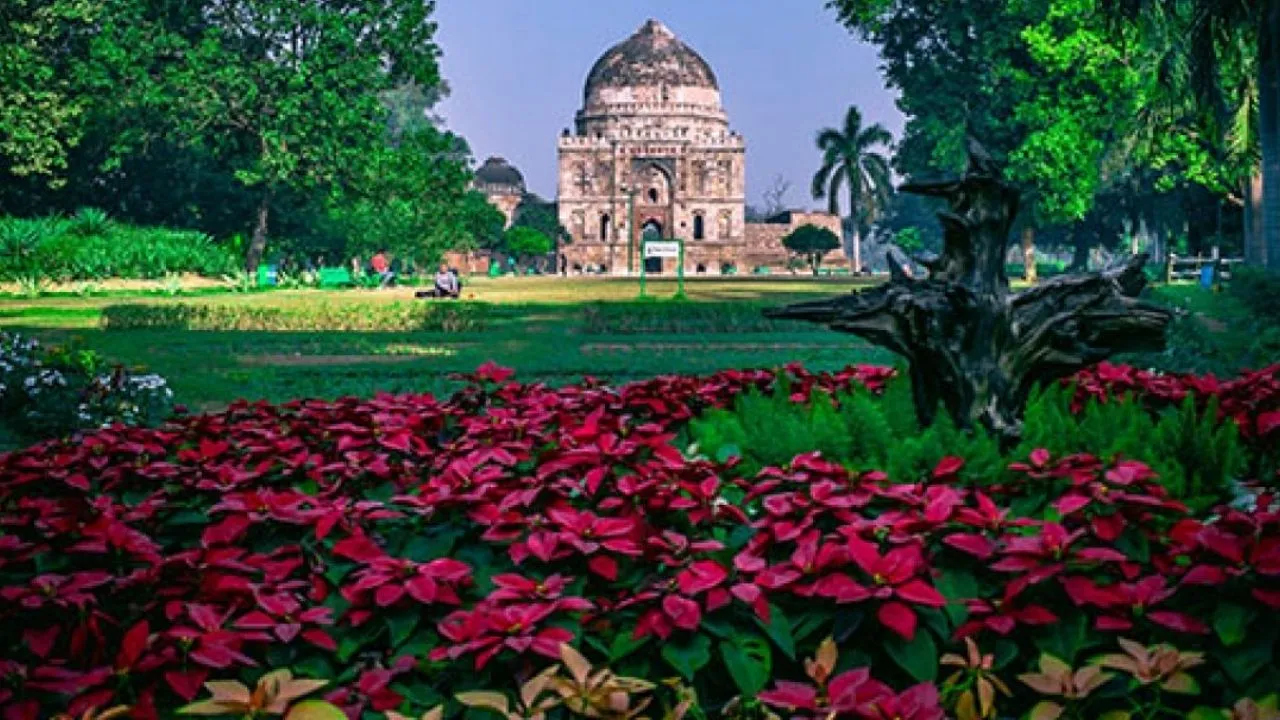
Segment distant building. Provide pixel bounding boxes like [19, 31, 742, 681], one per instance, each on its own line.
[474, 19, 842, 275]
[472, 157, 527, 228]
[743, 211, 847, 270]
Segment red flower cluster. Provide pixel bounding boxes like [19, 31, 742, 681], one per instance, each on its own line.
[0, 361, 1276, 718]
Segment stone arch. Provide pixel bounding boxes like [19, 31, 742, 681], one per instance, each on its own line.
[633, 161, 673, 206]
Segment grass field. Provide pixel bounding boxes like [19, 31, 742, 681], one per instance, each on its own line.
[0, 277, 896, 410]
[0, 276, 1255, 412]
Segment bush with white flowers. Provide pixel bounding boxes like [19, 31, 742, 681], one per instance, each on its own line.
[0, 332, 174, 445]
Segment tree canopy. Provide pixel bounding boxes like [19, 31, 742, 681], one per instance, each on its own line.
[782, 223, 842, 273]
[0, 0, 498, 271]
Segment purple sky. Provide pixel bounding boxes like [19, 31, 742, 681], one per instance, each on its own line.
[432, 1, 904, 210]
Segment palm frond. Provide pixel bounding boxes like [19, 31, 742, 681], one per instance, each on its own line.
[811, 159, 837, 200]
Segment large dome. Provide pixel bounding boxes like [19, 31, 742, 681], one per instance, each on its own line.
[583, 20, 719, 106]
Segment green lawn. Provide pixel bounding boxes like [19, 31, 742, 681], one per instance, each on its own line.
[0, 276, 1256, 411]
[0, 277, 895, 410]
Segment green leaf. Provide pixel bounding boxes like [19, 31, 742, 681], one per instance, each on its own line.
[608, 631, 651, 662]
[293, 655, 335, 680]
[661, 634, 712, 681]
[720, 636, 772, 696]
[1034, 612, 1089, 664]
[755, 604, 796, 660]
[1212, 602, 1253, 647]
[1187, 709, 1228, 720]
[883, 628, 937, 682]
[385, 611, 419, 648]
[715, 443, 742, 463]
[934, 569, 978, 629]
[1220, 634, 1274, 685]
[402, 528, 463, 561]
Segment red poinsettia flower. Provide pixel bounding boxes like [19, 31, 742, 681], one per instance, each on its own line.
[432, 603, 575, 669]
[233, 592, 336, 650]
[759, 667, 889, 718]
[164, 603, 255, 670]
[1059, 575, 1208, 633]
[857, 682, 946, 720]
[845, 537, 946, 639]
[0, 571, 113, 610]
[341, 556, 471, 608]
[753, 530, 861, 599]
[955, 596, 1058, 638]
[627, 559, 733, 639]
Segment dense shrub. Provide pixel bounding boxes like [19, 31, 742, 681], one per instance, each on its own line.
[100, 301, 489, 333]
[0, 210, 240, 282]
[1230, 266, 1280, 324]
[1, 363, 1278, 719]
[0, 332, 174, 446]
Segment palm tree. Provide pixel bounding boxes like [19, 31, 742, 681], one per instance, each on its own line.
[811, 106, 893, 273]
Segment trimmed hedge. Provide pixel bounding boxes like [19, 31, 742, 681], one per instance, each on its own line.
[581, 301, 807, 334]
[100, 301, 488, 332]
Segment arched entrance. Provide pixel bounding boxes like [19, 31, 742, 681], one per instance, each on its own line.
[641, 220, 664, 274]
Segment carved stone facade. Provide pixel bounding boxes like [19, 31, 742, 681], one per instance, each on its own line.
[557, 19, 750, 274]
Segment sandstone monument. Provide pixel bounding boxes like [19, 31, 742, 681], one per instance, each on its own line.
[473, 19, 841, 275]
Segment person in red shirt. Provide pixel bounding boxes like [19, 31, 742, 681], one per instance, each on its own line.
[370, 249, 394, 288]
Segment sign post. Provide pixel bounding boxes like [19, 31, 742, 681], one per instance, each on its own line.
[640, 238, 683, 299]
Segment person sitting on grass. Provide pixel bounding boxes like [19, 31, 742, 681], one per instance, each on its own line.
[416, 262, 460, 299]
[370, 249, 395, 288]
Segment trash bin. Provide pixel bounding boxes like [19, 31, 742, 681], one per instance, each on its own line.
[488, 261, 502, 278]
[1199, 265, 1214, 289]
[257, 265, 278, 287]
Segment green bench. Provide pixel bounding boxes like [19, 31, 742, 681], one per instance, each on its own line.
[318, 267, 355, 288]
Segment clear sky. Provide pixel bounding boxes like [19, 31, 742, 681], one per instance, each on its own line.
[432, 0, 904, 210]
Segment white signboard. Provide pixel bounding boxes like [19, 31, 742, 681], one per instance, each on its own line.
[644, 241, 680, 259]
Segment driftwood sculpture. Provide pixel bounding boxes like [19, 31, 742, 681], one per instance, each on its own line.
[765, 139, 1172, 442]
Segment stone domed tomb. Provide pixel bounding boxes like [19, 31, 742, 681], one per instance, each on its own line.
[556, 19, 757, 275]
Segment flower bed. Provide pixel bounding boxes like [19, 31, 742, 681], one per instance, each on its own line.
[0, 362, 1278, 719]
[0, 332, 174, 447]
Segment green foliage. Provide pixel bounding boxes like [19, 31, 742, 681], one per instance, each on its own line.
[781, 224, 842, 273]
[503, 226, 554, 259]
[0, 0, 98, 184]
[512, 199, 568, 245]
[1016, 383, 1244, 509]
[1230, 266, 1280, 323]
[690, 376, 1005, 483]
[0, 213, 239, 282]
[328, 128, 475, 265]
[100, 300, 488, 333]
[691, 374, 1244, 506]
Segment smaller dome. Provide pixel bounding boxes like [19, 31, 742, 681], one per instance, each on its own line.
[474, 157, 526, 193]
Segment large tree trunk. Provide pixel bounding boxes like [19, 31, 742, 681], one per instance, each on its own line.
[246, 190, 272, 273]
[1021, 227, 1037, 283]
[765, 139, 1170, 444]
[851, 225, 863, 274]
[1261, 3, 1280, 272]
[1245, 173, 1264, 265]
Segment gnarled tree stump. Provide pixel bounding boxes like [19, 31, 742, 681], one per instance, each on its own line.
[765, 139, 1172, 443]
